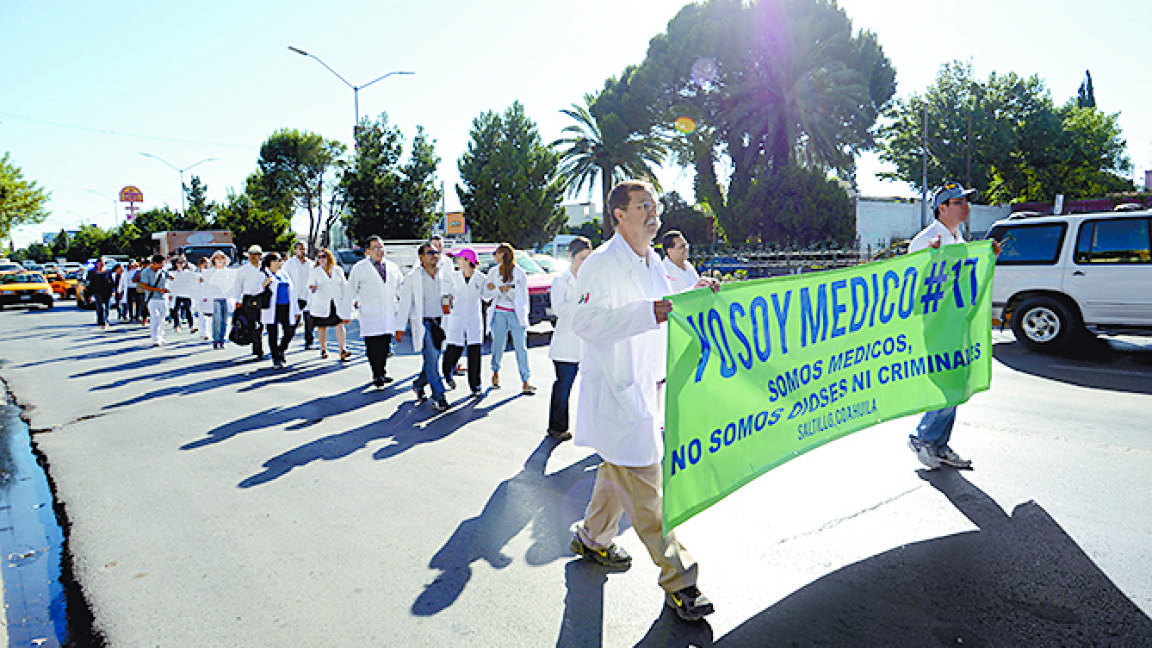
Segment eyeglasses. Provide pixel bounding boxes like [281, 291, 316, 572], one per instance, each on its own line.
[423, 251, 441, 256]
[632, 200, 664, 215]
[945, 198, 970, 206]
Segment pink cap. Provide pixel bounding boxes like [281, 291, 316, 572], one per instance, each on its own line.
[449, 248, 478, 266]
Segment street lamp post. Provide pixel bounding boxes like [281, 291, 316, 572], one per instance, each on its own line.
[287, 46, 413, 136]
[85, 189, 119, 227]
[139, 153, 217, 215]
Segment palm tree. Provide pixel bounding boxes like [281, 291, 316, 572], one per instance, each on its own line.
[552, 93, 666, 237]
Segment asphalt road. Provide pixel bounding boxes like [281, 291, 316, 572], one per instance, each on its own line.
[1, 305, 1150, 647]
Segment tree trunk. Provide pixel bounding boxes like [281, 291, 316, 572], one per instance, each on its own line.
[600, 165, 614, 239]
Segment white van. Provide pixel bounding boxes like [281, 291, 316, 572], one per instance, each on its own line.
[987, 209, 1152, 351]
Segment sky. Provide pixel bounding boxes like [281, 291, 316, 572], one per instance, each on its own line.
[3, 0, 1150, 249]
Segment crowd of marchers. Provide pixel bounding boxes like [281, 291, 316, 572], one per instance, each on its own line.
[77, 225, 706, 434]
[68, 178, 994, 624]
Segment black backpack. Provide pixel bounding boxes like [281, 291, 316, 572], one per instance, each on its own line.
[228, 309, 256, 345]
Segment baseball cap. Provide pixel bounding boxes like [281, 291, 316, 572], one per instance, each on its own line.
[932, 181, 979, 211]
[247, 245, 263, 255]
[448, 248, 478, 266]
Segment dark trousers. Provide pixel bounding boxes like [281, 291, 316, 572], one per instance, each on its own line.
[298, 300, 314, 347]
[172, 297, 194, 329]
[365, 334, 393, 381]
[136, 291, 147, 321]
[266, 304, 297, 364]
[93, 295, 109, 326]
[549, 361, 579, 433]
[443, 343, 481, 391]
[126, 288, 139, 320]
[241, 299, 264, 356]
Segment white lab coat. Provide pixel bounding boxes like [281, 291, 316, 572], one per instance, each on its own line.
[396, 265, 445, 353]
[483, 265, 530, 329]
[232, 262, 266, 303]
[443, 269, 486, 346]
[283, 255, 315, 310]
[307, 264, 351, 320]
[663, 258, 700, 294]
[116, 270, 131, 302]
[347, 257, 402, 338]
[571, 233, 671, 467]
[258, 271, 302, 325]
[547, 268, 581, 363]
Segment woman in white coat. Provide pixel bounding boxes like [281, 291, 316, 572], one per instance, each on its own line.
[441, 248, 486, 398]
[484, 243, 535, 395]
[308, 248, 352, 361]
[546, 236, 593, 441]
[259, 252, 302, 370]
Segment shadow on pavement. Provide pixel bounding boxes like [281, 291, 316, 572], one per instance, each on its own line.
[701, 470, 1152, 647]
[182, 382, 393, 451]
[234, 384, 523, 488]
[412, 439, 602, 616]
[993, 335, 1152, 396]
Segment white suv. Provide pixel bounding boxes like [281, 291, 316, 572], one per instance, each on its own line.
[987, 208, 1152, 352]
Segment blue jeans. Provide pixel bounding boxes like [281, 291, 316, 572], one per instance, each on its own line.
[211, 299, 228, 344]
[413, 322, 446, 399]
[549, 361, 578, 433]
[489, 310, 530, 383]
[916, 406, 957, 449]
[93, 296, 108, 326]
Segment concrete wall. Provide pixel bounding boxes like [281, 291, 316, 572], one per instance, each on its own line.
[855, 198, 1011, 253]
[564, 202, 600, 227]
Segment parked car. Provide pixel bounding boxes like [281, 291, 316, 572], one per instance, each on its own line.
[0, 261, 22, 274]
[986, 208, 1152, 352]
[531, 253, 569, 276]
[334, 248, 364, 276]
[444, 243, 556, 325]
[0, 272, 54, 309]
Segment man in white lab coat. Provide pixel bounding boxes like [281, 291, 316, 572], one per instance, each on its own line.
[284, 241, 316, 350]
[569, 180, 715, 622]
[347, 236, 402, 387]
[396, 242, 450, 412]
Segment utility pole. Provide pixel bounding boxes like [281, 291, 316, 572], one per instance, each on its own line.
[921, 101, 929, 228]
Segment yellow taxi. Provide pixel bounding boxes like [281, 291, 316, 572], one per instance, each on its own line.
[44, 271, 79, 299]
[0, 272, 54, 309]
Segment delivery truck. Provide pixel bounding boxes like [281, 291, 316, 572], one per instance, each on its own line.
[152, 230, 237, 266]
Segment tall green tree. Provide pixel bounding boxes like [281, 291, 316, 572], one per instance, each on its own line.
[342, 114, 442, 243]
[51, 229, 70, 259]
[0, 152, 51, 241]
[213, 187, 295, 253]
[658, 192, 716, 246]
[1077, 70, 1096, 109]
[257, 129, 346, 250]
[878, 61, 1132, 203]
[183, 175, 215, 224]
[552, 92, 666, 237]
[599, 0, 895, 242]
[990, 103, 1131, 202]
[67, 224, 112, 261]
[457, 102, 566, 248]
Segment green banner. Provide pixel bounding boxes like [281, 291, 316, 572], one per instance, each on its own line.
[663, 241, 996, 532]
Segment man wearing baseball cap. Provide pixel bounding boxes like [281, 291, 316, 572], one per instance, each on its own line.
[906, 180, 999, 470]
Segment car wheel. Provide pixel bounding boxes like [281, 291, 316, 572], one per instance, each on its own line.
[1010, 296, 1079, 352]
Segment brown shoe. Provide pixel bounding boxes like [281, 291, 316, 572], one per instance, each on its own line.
[340, 350, 352, 362]
[521, 383, 537, 395]
[320, 349, 328, 359]
[491, 372, 500, 388]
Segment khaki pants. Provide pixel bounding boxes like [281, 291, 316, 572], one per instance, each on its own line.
[576, 462, 698, 593]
